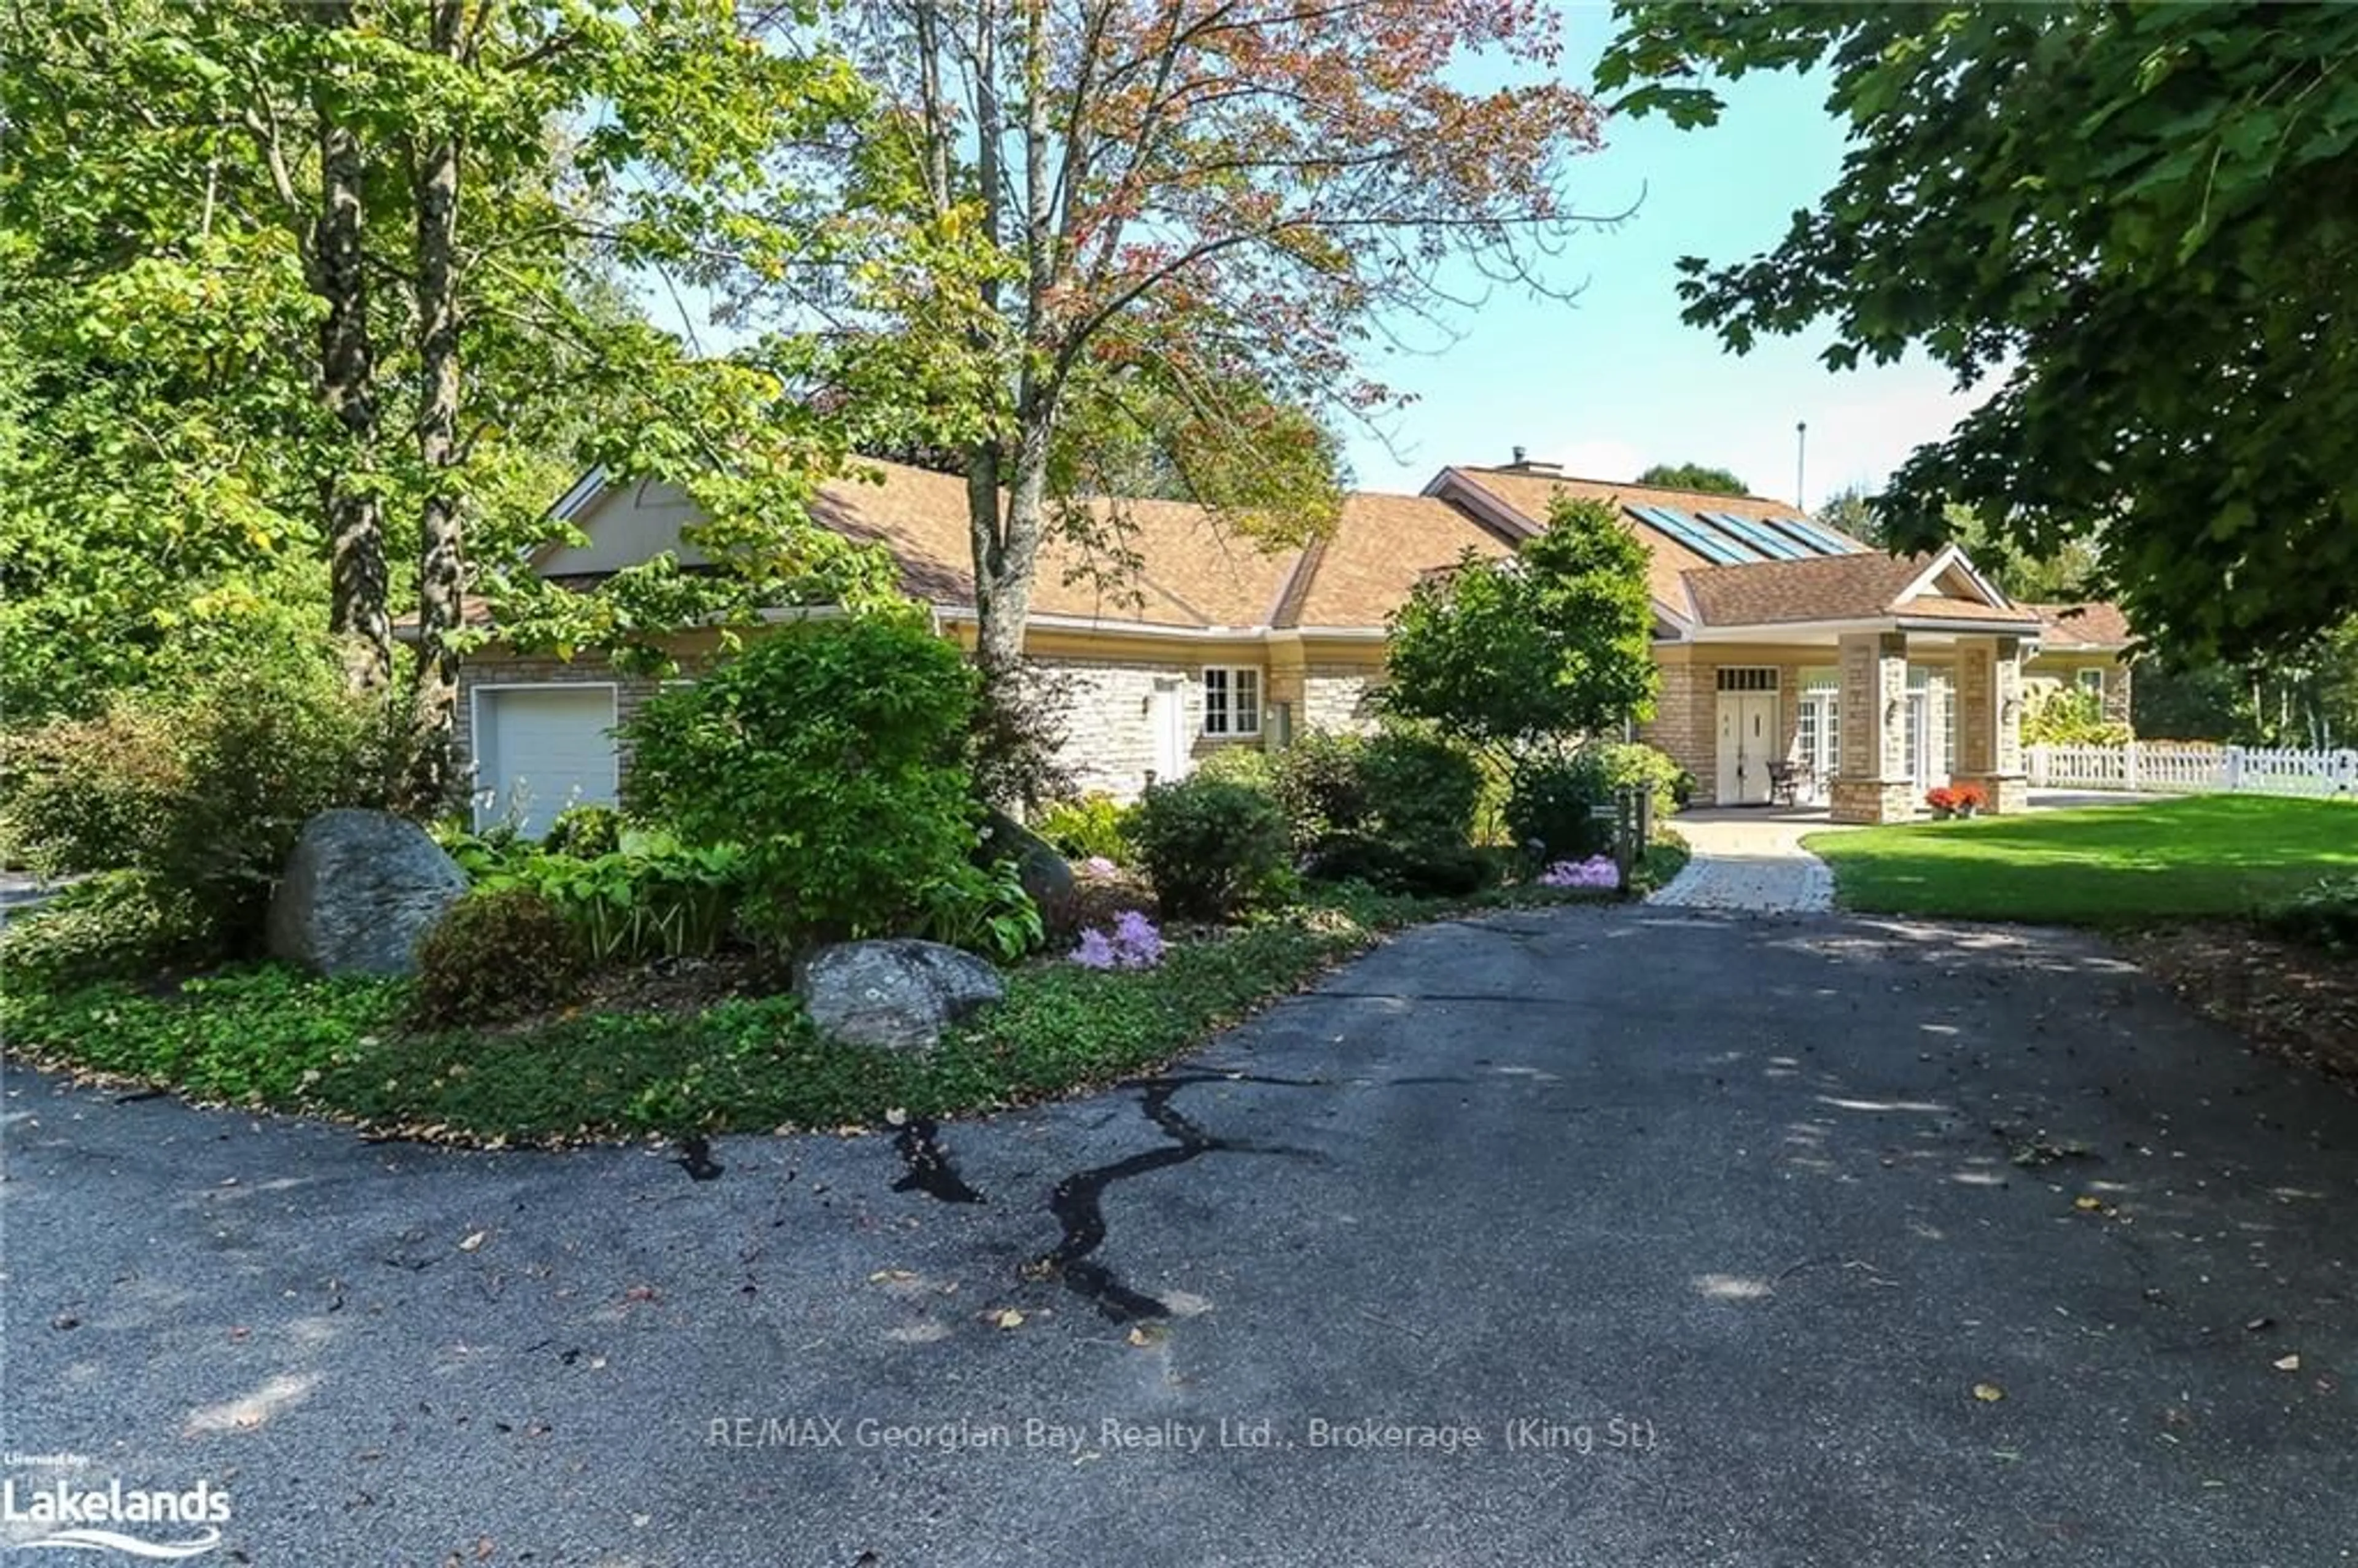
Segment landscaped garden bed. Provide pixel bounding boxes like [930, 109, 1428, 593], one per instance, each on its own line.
[1, 869, 1676, 1147]
[2, 606, 1692, 1146]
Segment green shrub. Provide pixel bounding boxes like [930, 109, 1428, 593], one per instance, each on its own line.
[0, 704, 183, 874]
[2024, 686, 2131, 747]
[1034, 793, 1135, 864]
[0, 651, 404, 960]
[480, 827, 750, 963]
[1270, 729, 1369, 845]
[542, 804, 626, 860]
[1359, 731, 1483, 846]
[1506, 742, 1684, 860]
[914, 858, 1046, 963]
[622, 611, 981, 947]
[0, 871, 204, 985]
[412, 887, 590, 1027]
[1191, 745, 1275, 790]
[1302, 833, 1496, 896]
[2265, 875, 2358, 953]
[1127, 775, 1291, 919]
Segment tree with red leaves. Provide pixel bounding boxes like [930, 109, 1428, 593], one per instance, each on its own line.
[765, 1, 1603, 726]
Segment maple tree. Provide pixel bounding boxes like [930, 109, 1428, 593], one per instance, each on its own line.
[757, 0, 1604, 719]
[1601, 3, 2358, 661]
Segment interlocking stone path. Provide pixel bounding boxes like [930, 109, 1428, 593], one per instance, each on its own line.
[1649, 809, 1850, 913]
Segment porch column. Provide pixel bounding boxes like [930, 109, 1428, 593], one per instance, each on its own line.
[1951, 634, 2029, 813]
[1831, 630, 1913, 823]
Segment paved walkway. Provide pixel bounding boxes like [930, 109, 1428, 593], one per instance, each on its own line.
[1648, 807, 1854, 913]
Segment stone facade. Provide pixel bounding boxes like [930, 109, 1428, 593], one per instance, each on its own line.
[1034, 654, 1283, 799]
[1302, 665, 1382, 734]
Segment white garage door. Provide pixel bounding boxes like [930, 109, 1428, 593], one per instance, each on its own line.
[473, 685, 620, 838]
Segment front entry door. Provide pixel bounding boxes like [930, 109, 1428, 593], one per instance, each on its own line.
[1146, 679, 1189, 786]
[1716, 690, 1779, 805]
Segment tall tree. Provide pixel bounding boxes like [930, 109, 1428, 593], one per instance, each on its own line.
[1386, 495, 1659, 759]
[771, 1, 1603, 710]
[1635, 460, 1747, 495]
[2, 0, 877, 805]
[1600, 3, 2358, 662]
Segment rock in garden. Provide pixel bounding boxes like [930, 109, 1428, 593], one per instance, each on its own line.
[797, 939, 1005, 1054]
[984, 809, 1075, 910]
[266, 809, 470, 976]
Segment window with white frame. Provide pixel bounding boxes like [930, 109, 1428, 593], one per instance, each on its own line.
[2076, 667, 2106, 697]
[1202, 667, 1262, 737]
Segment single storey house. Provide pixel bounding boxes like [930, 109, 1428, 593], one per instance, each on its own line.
[453, 453, 2130, 834]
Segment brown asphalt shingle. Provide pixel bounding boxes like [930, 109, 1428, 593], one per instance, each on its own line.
[2023, 601, 2136, 648]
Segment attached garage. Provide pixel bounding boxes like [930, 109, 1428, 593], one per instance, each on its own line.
[469, 684, 620, 837]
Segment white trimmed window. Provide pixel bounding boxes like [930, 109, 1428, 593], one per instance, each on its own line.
[2076, 667, 2106, 697]
[1202, 667, 1262, 737]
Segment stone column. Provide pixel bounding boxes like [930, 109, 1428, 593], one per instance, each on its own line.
[1951, 635, 2029, 813]
[1263, 632, 1306, 750]
[1831, 631, 1913, 823]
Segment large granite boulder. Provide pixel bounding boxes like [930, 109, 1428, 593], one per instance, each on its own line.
[982, 809, 1075, 911]
[797, 938, 1004, 1054]
[267, 809, 469, 976]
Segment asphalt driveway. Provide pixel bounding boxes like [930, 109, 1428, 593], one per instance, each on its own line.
[6, 904, 2356, 1565]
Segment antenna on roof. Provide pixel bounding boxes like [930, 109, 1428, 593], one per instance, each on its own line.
[1795, 421, 1808, 511]
[1511, 444, 1527, 467]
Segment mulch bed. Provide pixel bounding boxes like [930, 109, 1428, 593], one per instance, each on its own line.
[2127, 923, 2358, 1086]
[573, 949, 792, 1017]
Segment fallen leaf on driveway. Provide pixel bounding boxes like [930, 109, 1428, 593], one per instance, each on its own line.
[2274, 1354, 2302, 1372]
[458, 1230, 487, 1253]
[2073, 1195, 2103, 1212]
[1973, 1383, 2005, 1402]
[993, 1308, 1025, 1330]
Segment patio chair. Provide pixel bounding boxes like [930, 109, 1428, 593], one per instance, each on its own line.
[1767, 760, 1808, 807]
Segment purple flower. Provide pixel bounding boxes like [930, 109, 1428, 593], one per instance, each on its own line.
[1083, 855, 1119, 877]
[1068, 910, 1166, 970]
[1112, 910, 1165, 967]
[1539, 855, 1620, 890]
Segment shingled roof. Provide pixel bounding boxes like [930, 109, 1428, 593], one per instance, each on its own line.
[508, 455, 2115, 645]
[2023, 601, 2136, 650]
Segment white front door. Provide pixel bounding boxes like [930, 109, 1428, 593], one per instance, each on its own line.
[1716, 691, 1779, 805]
[1146, 680, 1189, 786]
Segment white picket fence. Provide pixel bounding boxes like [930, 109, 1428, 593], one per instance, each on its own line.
[2028, 741, 2358, 798]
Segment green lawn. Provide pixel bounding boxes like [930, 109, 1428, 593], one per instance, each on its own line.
[1803, 795, 2358, 926]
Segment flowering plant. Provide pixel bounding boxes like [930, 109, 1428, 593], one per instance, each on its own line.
[1070, 909, 1165, 969]
[1537, 855, 1621, 891]
[1951, 783, 1988, 810]
[1925, 786, 1958, 813]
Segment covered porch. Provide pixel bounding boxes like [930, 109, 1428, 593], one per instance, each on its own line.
[1646, 627, 2037, 824]
[1641, 545, 2045, 824]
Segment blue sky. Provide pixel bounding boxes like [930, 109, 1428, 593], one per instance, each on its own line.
[1344, 9, 1982, 508]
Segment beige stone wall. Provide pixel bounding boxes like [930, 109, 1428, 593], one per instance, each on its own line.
[1035, 654, 1274, 799]
[1302, 664, 1382, 734]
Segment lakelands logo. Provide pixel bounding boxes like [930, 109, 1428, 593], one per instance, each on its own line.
[2, 1477, 229, 1559]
